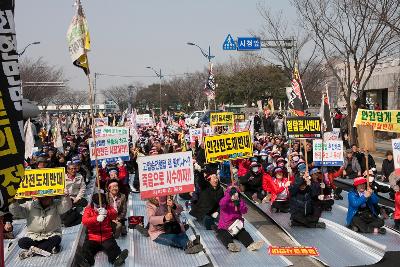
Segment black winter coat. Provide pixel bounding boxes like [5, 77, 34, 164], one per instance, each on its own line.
[289, 174, 320, 216]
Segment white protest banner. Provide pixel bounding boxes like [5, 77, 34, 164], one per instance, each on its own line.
[323, 128, 341, 141]
[89, 133, 129, 165]
[94, 126, 129, 137]
[138, 151, 195, 199]
[94, 117, 109, 127]
[189, 127, 213, 143]
[392, 139, 400, 170]
[313, 140, 344, 166]
[136, 114, 154, 125]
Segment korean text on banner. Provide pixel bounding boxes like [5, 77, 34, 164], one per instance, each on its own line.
[392, 139, 400, 170]
[15, 168, 65, 199]
[313, 140, 344, 166]
[136, 114, 154, 125]
[138, 151, 195, 199]
[89, 133, 129, 165]
[286, 116, 322, 139]
[204, 131, 253, 163]
[323, 128, 341, 141]
[94, 117, 108, 127]
[234, 113, 246, 122]
[189, 127, 213, 143]
[210, 112, 234, 126]
[354, 109, 400, 133]
[94, 126, 129, 137]
[0, 0, 25, 211]
[268, 246, 319, 256]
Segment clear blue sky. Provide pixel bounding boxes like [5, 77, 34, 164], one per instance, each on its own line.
[15, 0, 296, 92]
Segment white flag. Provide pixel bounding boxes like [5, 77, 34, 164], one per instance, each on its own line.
[54, 121, 64, 153]
[24, 119, 35, 159]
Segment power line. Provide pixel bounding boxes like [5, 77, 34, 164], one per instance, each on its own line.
[95, 72, 198, 79]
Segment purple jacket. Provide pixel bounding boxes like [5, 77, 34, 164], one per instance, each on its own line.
[218, 186, 248, 230]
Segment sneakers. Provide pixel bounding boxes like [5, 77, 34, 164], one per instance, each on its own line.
[185, 242, 203, 254]
[135, 224, 149, 237]
[131, 187, 140, 193]
[193, 235, 201, 245]
[378, 227, 386, 235]
[352, 226, 359, 232]
[30, 246, 51, 257]
[247, 240, 265, 251]
[227, 242, 241, 252]
[51, 245, 61, 254]
[315, 222, 326, 229]
[19, 249, 34, 260]
[113, 249, 129, 266]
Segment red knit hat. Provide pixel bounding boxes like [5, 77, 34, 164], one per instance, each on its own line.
[353, 177, 367, 186]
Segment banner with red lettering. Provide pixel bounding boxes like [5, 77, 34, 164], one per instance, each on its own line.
[88, 134, 129, 165]
[137, 151, 195, 199]
[0, 0, 25, 211]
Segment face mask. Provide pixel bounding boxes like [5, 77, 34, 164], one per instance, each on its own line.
[261, 156, 267, 160]
[252, 167, 259, 173]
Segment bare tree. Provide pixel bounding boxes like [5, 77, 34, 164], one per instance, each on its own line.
[64, 90, 87, 110]
[20, 57, 67, 110]
[102, 83, 141, 111]
[293, 0, 400, 142]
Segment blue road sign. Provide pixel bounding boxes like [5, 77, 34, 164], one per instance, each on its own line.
[223, 34, 237, 50]
[237, 37, 261, 51]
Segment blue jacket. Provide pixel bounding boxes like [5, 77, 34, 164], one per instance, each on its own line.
[346, 189, 379, 226]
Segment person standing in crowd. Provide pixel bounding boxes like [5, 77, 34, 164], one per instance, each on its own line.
[189, 172, 224, 230]
[217, 186, 264, 252]
[79, 193, 129, 266]
[106, 179, 128, 238]
[381, 151, 395, 182]
[253, 113, 262, 133]
[61, 161, 87, 227]
[342, 149, 361, 179]
[346, 177, 385, 234]
[9, 193, 72, 259]
[147, 196, 203, 254]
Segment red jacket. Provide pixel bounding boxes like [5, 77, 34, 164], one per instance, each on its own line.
[268, 177, 290, 203]
[262, 173, 274, 193]
[395, 192, 400, 220]
[327, 167, 343, 190]
[82, 205, 117, 242]
[117, 165, 128, 184]
[237, 159, 251, 177]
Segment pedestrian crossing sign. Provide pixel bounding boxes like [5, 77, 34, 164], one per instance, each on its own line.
[223, 34, 237, 50]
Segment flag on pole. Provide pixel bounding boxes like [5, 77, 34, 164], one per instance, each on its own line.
[204, 63, 217, 100]
[54, 121, 64, 153]
[320, 85, 333, 132]
[24, 119, 35, 159]
[287, 60, 308, 116]
[67, 0, 91, 74]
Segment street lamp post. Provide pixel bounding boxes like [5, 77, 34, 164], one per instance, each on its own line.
[18, 41, 40, 56]
[146, 67, 163, 114]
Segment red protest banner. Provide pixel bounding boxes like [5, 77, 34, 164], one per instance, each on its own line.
[268, 246, 319, 256]
[137, 151, 195, 199]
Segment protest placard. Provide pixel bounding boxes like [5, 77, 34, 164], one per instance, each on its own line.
[234, 113, 246, 122]
[323, 128, 341, 141]
[210, 112, 234, 126]
[357, 125, 376, 152]
[89, 133, 129, 165]
[204, 131, 253, 163]
[136, 114, 154, 125]
[313, 140, 344, 166]
[94, 117, 109, 127]
[286, 116, 322, 139]
[354, 109, 400, 133]
[94, 126, 129, 137]
[15, 168, 65, 199]
[392, 139, 400, 170]
[189, 127, 213, 143]
[268, 246, 319, 257]
[137, 151, 195, 199]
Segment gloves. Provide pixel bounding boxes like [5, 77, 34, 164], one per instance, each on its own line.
[320, 182, 326, 189]
[306, 179, 311, 186]
[211, 212, 219, 219]
[194, 162, 201, 172]
[101, 160, 107, 169]
[98, 208, 107, 215]
[318, 195, 324, 201]
[117, 157, 124, 166]
[97, 214, 106, 222]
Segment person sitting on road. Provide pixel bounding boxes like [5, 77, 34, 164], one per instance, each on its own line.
[365, 169, 392, 219]
[217, 186, 264, 252]
[78, 193, 129, 267]
[289, 162, 326, 228]
[146, 196, 203, 254]
[106, 179, 128, 238]
[342, 149, 361, 179]
[189, 171, 224, 230]
[9, 193, 72, 259]
[346, 177, 385, 234]
[61, 161, 87, 227]
[326, 166, 344, 200]
[239, 161, 266, 202]
[268, 167, 291, 213]
[310, 168, 334, 212]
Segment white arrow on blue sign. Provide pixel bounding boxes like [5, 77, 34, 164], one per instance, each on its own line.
[237, 37, 261, 51]
[222, 34, 237, 50]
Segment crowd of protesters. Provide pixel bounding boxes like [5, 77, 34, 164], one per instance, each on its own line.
[2, 108, 400, 266]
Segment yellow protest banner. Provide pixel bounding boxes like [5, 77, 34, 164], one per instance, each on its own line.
[204, 131, 253, 163]
[210, 112, 234, 126]
[354, 109, 400, 133]
[15, 168, 65, 199]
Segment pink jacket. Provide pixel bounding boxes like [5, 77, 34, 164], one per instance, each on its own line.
[218, 186, 247, 230]
[146, 197, 184, 240]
